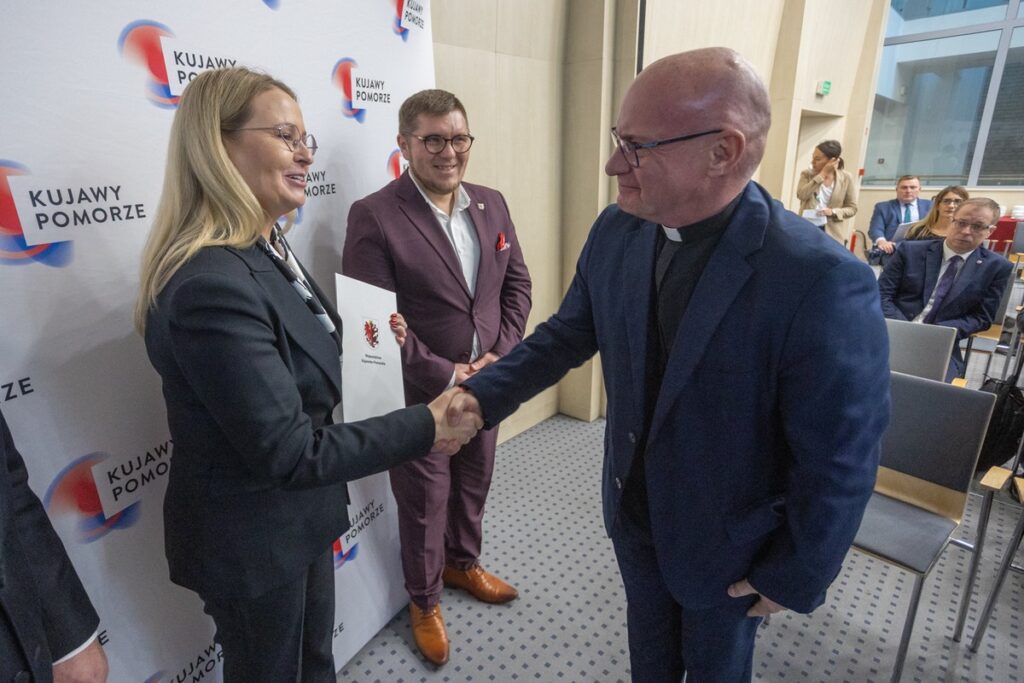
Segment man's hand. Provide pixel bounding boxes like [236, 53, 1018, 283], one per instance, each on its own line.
[876, 238, 895, 254]
[447, 389, 483, 429]
[454, 362, 476, 384]
[470, 352, 500, 373]
[427, 387, 482, 455]
[727, 579, 788, 618]
[53, 640, 108, 683]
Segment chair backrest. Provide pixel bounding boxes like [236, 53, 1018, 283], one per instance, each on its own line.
[1010, 222, 1024, 254]
[885, 318, 956, 382]
[992, 260, 1018, 323]
[876, 371, 995, 521]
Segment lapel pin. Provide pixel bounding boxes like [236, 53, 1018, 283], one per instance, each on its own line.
[477, 202, 485, 210]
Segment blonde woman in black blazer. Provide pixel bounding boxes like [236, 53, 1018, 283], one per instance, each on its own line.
[136, 68, 480, 682]
[797, 140, 859, 245]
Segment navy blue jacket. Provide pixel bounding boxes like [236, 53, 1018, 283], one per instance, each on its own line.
[869, 197, 933, 242]
[0, 410, 99, 682]
[465, 182, 890, 613]
[878, 239, 1012, 380]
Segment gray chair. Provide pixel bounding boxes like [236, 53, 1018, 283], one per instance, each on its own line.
[961, 261, 1019, 378]
[885, 318, 956, 382]
[852, 371, 995, 682]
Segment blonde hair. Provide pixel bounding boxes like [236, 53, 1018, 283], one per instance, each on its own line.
[134, 67, 297, 332]
[905, 185, 969, 240]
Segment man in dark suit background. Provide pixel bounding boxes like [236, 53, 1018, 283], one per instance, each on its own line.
[342, 89, 532, 666]
[0, 409, 107, 683]
[869, 175, 932, 255]
[878, 197, 1013, 381]
[448, 48, 889, 681]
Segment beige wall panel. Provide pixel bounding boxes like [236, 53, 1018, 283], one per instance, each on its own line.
[496, 0, 567, 61]
[642, 0, 784, 83]
[495, 53, 564, 331]
[798, 0, 873, 116]
[566, 0, 609, 64]
[431, 0, 497, 52]
[432, 43, 499, 189]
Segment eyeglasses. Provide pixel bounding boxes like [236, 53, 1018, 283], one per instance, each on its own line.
[231, 123, 318, 156]
[940, 197, 964, 206]
[412, 134, 475, 154]
[952, 219, 994, 233]
[610, 127, 723, 168]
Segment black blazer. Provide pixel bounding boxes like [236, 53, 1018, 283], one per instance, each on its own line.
[144, 243, 434, 600]
[0, 410, 99, 682]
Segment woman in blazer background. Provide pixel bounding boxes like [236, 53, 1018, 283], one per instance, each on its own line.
[797, 139, 859, 245]
[135, 67, 480, 682]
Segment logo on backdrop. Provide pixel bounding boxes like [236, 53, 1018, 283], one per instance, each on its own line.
[331, 59, 393, 122]
[0, 161, 72, 267]
[263, 0, 281, 9]
[394, 0, 425, 38]
[118, 20, 178, 108]
[147, 642, 223, 682]
[334, 498, 385, 570]
[6, 175, 150, 248]
[305, 170, 336, 199]
[388, 148, 404, 179]
[332, 58, 365, 122]
[44, 453, 141, 543]
[333, 537, 359, 569]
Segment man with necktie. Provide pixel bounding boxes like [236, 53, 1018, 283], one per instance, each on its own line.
[878, 198, 1012, 381]
[868, 175, 932, 255]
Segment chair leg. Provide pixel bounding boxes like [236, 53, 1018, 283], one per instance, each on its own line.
[953, 490, 996, 641]
[891, 573, 924, 683]
[969, 506, 1024, 652]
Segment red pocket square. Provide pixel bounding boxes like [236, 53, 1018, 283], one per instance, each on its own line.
[496, 232, 510, 251]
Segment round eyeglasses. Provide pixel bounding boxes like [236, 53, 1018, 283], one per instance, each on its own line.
[231, 123, 318, 156]
[413, 134, 474, 154]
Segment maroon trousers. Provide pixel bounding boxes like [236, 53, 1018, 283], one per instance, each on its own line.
[389, 426, 499, 608]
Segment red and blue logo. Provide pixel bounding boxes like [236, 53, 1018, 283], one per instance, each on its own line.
[118, 20, 178, 109]
[331, 58, 365, 123]
[0, 161, 72, 267]
[393, 0, 410, 41]
[333, 537, 359, 569]
[388, 149, 403, 179]
[43, 452, 140, 543]
[143, 673, 165, 683]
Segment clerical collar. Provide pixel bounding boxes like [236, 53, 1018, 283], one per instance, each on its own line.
[660, 192, 743, 244]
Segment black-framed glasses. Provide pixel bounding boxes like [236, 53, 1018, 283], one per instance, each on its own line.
[231, 123, 318, 156]
[412, 134, 474, 154]
[952, 219, 994, 233]
[610, 126, 723, 168]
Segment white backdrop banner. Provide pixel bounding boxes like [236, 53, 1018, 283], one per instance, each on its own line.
[0, 1, 430, 679]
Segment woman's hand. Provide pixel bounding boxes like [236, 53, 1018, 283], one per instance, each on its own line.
[427, 387, 483, 455]
[817, 207, 834, 217]
[389, 313, 408, 347]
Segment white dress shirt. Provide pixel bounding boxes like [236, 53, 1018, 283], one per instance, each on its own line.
[409, 172, 482, 387]
[914, 242, 976, 323]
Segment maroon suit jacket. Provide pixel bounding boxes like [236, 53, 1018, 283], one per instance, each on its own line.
[342, 171, 532, 404]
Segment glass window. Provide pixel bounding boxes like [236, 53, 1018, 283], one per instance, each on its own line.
[864, 31, 1001, 186]
[887, 0, 1009, 38]
[978, 28, 1024, 185]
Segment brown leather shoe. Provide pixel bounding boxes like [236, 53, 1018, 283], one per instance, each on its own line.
[442, 564, 518, 604]
[409, 602, 449, 666]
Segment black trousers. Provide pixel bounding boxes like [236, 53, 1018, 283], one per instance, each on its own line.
[201, 549, 335, 683]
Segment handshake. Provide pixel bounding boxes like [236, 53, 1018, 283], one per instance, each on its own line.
[427, 387, 485, 455]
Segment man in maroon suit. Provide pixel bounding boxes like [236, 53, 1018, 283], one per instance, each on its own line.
[342, 89, 532, 666]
